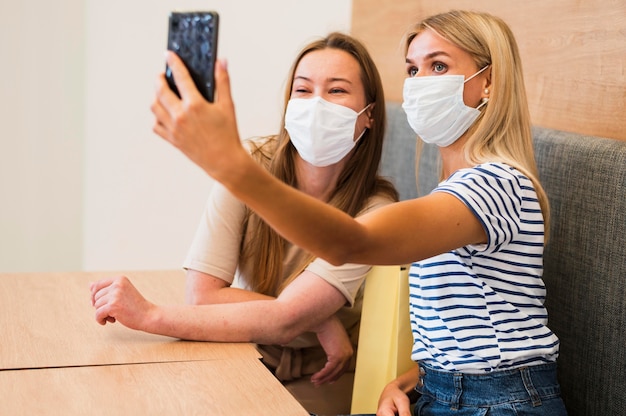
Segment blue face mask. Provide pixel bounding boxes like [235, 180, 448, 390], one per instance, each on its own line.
[402, 66, 489, 147]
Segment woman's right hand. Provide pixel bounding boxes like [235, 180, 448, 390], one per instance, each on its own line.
[376, 382, 413, 416]
[90, 276, 155, 330]
[151, 52, 248, 183]
[376, 365, 421, 416]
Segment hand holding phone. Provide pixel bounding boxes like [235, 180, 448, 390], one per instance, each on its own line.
[166, 11, 219, 102]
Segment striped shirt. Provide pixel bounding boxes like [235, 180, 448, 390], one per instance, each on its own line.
[409, 163, 560, 373]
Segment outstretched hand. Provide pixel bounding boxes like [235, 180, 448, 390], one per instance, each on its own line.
[151, 52, 247, 182]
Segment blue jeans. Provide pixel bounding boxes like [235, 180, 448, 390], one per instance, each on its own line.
[413, 362, 567, 415]
[346, 362, 567, 416]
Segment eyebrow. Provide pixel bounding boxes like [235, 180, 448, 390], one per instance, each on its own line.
[293, 75, 353, 84]
[405, 50, 452, 64]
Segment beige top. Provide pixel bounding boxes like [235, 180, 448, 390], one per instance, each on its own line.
[183, 179, 390, 306]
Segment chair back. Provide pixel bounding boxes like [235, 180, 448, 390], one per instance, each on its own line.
[350, 265, 415, 414]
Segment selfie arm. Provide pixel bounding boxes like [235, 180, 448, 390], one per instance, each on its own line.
[152, 53, 483, 267]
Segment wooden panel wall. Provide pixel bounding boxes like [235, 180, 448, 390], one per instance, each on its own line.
[352, 0, 626, 141]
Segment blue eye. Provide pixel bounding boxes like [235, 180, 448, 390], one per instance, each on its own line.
[433, 63, 446, 72]
[407, 67, 418, 77]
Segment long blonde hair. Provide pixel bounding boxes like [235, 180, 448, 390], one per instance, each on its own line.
[241, 32, 398, 296]
[406, 10, 550, 239]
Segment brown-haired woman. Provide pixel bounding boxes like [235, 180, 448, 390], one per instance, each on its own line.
[90, 32, 397, 415]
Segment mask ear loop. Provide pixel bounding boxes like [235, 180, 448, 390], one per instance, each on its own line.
[354, 103, 372, 143]
[357, 103, 371, 116]
[464, 64, 490, 83]
[465, 65, 491, 110]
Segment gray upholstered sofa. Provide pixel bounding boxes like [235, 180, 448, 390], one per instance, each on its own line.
[379, 102, 626, 416]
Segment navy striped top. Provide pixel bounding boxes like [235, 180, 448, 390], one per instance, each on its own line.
[409, 163, 560, 373]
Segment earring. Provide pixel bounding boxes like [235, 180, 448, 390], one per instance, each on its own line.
[484, 89, 490, 95]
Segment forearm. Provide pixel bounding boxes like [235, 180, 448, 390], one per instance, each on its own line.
[219, 156, 367, 265]
[226, 167, 489, 267]
[218, 156, 474, 267]
[387, 365, 421, 394]
[144, 300, 326, 345]
[153, 276, 343, 344]
[93, 274, 346, 346]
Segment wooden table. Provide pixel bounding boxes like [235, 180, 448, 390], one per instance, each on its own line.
[0, 270, 258, 369]
[0, 270, 309, 415]
[1, 359, 309, 415]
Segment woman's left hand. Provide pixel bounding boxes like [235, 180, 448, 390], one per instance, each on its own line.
[311, 315, 353, 386]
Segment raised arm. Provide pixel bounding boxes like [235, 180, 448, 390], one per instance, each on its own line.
[152, 53, 485, 267]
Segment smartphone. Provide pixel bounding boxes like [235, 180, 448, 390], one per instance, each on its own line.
[166, 11, 219, 102]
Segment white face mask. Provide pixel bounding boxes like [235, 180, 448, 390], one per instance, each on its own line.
[285, 96, 370, 167]
[402, 66, 489, 147]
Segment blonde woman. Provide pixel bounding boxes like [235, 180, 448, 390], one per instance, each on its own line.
[91, 32, 397, 415]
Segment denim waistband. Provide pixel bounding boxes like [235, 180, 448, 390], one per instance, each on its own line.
[416, 362, 561, 410]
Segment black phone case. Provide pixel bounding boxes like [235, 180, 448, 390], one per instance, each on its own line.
[166, 11, 219, 102]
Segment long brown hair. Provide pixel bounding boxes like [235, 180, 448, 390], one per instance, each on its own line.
[406, 10, 550, 240]
[241, 32, 398, 296]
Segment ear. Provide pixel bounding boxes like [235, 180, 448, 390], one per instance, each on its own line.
[364, 102, 375, 129]
[481, 69, 492, 100]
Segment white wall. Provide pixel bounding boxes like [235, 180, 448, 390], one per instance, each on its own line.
[0, 0, 352, 272]
[0, 1, 85, 272]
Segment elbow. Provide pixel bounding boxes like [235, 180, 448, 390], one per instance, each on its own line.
[319, 230, 368, 266]
[253, 328, 298, 346]
[315, 240, 354, 266]
[323, 245, 356, 266]
[325, 255, 348, 267]
[185, 293, 211, 305]
[272, 330, 299, 346]
[271, 319, 304, 345]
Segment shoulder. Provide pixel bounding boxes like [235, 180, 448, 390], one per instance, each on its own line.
[438, 162, 531, 201]
[243, 136, 279, 161]
[436, 162, 530, 228]
[449, 163, 527, 185]
[435, 163, 536, 251]
[357, 192, 396, 216]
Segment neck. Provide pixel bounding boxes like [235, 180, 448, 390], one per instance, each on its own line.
[439, 134, 472, 178]
[294, 155, 344, 202]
